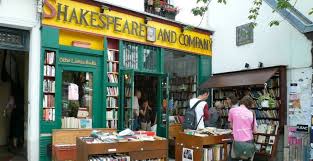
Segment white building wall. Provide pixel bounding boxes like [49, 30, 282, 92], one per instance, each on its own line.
[0, 0, 40, 161]
[207, 0, 311, 74]
[208, 0, 313, 159]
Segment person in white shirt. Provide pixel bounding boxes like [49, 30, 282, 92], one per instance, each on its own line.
[132, 90, 141, 130]
[189, 90, 210, 130]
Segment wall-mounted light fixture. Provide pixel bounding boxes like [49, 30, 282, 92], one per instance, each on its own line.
[144, 17, 152, 24]
[258, 62, 263, 68]
[245, 63, 250, 69]
[100, 5, 111, 13]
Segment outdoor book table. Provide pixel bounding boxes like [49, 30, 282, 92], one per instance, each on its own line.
[175, 132, 232, 161]
[76, 136, 168, 161]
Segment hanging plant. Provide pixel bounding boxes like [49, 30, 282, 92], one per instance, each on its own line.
[257, 84, 276, 108]
[148, 0, 154, 6]
[154, 0, 161, 12]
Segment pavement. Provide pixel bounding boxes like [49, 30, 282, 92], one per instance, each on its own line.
[0, 146, 27, 161]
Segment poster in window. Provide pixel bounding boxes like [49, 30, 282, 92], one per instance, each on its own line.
[182, 148, 193, 161]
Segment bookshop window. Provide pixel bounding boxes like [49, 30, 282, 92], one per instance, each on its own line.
[143, 46, 158, 71]
[164, 50, 198, 116]
[123, 42, 139, 69]
[62, 71, 93, 128]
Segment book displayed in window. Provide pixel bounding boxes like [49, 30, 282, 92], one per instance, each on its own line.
[42, 50, 56, 122]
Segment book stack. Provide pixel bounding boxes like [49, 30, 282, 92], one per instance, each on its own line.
[106, 110, 118, 128]
[107, 97, 118, 109]
[107, 62, 118, 73]
[89, 154, 130, 161]
[43, 108, 55, 121]
[43, 65, 55, 77]
[43, 80, 55, 93]
[108, 73, 118, 83]
[108, 50, 117, 61]
[61, 117, 92, 128]
[45, 51, 55, 65]
[256, 124, 279, 135]
[43, 95, 55, 108]
[254, 110, 278, 119]
[107, 87, 118, 96]
[203, 144, 230, 161]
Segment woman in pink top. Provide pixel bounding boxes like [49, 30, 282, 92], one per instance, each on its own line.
[228, 96, 257, 161]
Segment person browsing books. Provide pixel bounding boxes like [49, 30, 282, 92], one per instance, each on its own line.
[226, 94, 239, 108]
[228, 96, 257, 161]
[132, 90, 141, 130]
[207, 101, 223, 128]
[139, 98, 153, 131]
[189, 90, 210, 130]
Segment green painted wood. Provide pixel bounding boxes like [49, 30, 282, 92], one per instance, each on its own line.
[103, 37, 108, 128]
[39, 136, 52, 161]
[40, 48, 58, 133]
[41, 26, 59, 49]
[59, 45, 103, 56]
[156, 74, 169, 138]
[199, 56, 212, 85]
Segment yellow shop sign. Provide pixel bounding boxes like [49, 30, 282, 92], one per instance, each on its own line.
[43, 0, 212, 56]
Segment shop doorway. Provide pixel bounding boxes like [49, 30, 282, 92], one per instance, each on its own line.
[0, 49, 28, 160]
[120, 70, 169, 137]
[134, 74, 158, 131]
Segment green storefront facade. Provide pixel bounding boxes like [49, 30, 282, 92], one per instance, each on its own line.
[40, 0, 212, 160]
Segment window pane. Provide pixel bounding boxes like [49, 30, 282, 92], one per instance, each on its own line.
[143, 46, 157, 71]
[62, 71, 93, 128]
[123, 42, 139, 69]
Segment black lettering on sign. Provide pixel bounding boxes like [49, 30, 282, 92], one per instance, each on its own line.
[179, 34, 185, 46]
[170, 31, 177, 43]
[158, 29, 164, 41]
[122, 20, 131, 34]
[114, 17, 122, 32]
[69, 8, 79, 23]
[139, 23, 146, 38]
[131, 21, 139, 36]
[79, 9, 90, 26]
[57, 3, 69, 22]
[106, 15, 115, 30]
[98, 14, 107, 29]
[90, 11, 99, 27]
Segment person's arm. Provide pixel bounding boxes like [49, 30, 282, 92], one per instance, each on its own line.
[140, 106, 147, 116]
[228, 109, 233, 129]
[203, 104, 209, 121]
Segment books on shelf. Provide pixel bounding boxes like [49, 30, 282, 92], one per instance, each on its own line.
[43, 95, 55, 108]
[108, 73, 118, 83]
[43, 108, 55, 121]
[43, 65, 55, 77]
[169, 115, 183, 124]
[107, 62, 118, 73]
[107, 87, 118, 96]
[45, 51, 55, 65]
[89, 154, 130, 161]
[254, 110, 278, 119]
[43, 80, 55, 93]
[106, 110, 118, 128]
[257, 120, 279, 126]
[61, 117, 92, 128]
[107, 97, 118, 109]
[256, 123, 279, 135]
[125, 87, 131, 97]
[203, 144, 230, 161]
[108, 50, 118, 61]
[269, 136, 276, 144]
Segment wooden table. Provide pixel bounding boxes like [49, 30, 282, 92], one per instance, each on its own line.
[175, 132, 232, 161]
[76, 137, 168, 161]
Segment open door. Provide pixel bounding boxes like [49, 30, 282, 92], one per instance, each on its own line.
[119, 69, 135, 131]
[157, 74, 169, 138]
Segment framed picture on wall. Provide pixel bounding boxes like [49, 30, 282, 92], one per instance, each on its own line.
[236, 23, 254, 46]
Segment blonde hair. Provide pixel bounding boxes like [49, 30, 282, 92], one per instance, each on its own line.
[214, 101, 223, 108]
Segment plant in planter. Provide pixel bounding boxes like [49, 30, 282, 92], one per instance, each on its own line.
[164, 5, 179, 19]
[147, 0, 154, 6]
[154, 0, 161, 12]
[257, 92, 276, 108]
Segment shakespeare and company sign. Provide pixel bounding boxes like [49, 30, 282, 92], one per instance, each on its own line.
[43, 0, 212, 56]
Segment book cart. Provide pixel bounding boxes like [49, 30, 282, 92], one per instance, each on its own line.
[200, 66, 287, 161]
[76, 137, 168, 161]
[175, 132, 232, 161]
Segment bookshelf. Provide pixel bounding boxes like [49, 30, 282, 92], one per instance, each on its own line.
[106, 43, 119, 128]
[76, 137, 168, 161]
[209, 66, 286, 161]
[42, 50, 56, 122]
[175, 132, 231, 161]
[169, 75, 197, 116]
